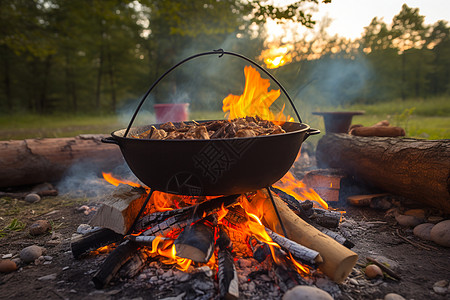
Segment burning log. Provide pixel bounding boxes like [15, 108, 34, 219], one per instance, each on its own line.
[265, 228, 323, 265]
[71, 228, 123, 259]
[125, 235, 169, 246]
[92, 240, 139, 289]
[141, 194, 239, 236]
[216, 226, 239, 300]
[248, 190, 358, 283]
[134, 206, 192, 232]
[174, 215, 217, 263]
[0, 135, 124, 188]
[316, 134, 450, 213]
[89, 184, 148, 234]
[119, 248, 149, 278]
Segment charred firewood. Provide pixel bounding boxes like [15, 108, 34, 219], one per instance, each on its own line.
[217, 226, 239, 300]
[71, 228, 123, 259]
[313, 224, 355, 249]
[134, 206, 192, 232]
[248, 236, 272, 263]
[174, 215, 217, 263]
[92, 240, 139, 289]
[309, 208, 342, 229]
[119, 248, 149, 278]
[141, 194, 239, 236]
[265, 228, 323, 265]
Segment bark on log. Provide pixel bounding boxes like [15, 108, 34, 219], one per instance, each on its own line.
[248, 191, 358, 283]
[316, 134, 450, 213]
[0, 135, 124, 188]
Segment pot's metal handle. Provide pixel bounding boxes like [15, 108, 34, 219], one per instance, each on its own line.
[101, 136, 119, 145]
[303, 128, 320, 141]
[124, 49, 302, 138]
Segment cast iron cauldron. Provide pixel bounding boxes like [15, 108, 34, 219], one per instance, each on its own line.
[102, 50, 320, 196]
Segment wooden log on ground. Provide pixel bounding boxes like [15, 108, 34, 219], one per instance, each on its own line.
[316, 134, 450, 213]
[119, 248, 149, 278]
[248, 190, 358, 283]
[71, 228, 123, 259]
[89, 184, 147, 234]
[0, 135, 124, 188]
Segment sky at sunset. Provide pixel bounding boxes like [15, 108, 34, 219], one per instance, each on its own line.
[268, 0, 450, 41]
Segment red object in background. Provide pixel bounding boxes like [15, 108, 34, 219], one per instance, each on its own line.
[154, 103, 189, 123]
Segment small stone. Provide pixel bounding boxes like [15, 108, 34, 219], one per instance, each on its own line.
[349, 278, 359, 285]
[196, 266, 213, 277]
[149, 276, 158, 283]
[433, 280, 449, 295]
[395, 213, 423, 227]
[24, 193, 41, 203]
[282, 285, 333, 300]
[384, 293, 406, 300]
[2, 254, 13, 259]
[35, 256, 45, 265]
[29, 220, 51, 236]
[248, 281, 256, 292]
[38, 273, 57, 281]
[176, 272, 190, 282]
[413, 223, 434, 241]
[0, 259, 17, 273]
[62, 266, 70, 271]
[20, 245, 44, 263]
[430, 220, 450, 247]
[365, 264, 383, 279]
[44, 255, 53, 261]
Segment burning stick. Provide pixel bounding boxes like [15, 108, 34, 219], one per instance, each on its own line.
[265, 228, 323, 265]
[216, 225, 239, 300]
[124, 235, 170, 246]
[174, 215, 217, 263]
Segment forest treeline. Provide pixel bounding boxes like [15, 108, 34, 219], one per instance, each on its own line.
[0, 1, 448, 115]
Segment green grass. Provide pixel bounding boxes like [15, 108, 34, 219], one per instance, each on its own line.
[0, 97, 449, 140]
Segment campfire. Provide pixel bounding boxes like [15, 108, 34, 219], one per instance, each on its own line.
[70, 59, 358, 299]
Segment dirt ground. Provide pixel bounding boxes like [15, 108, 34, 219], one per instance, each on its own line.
[0, 187, 449, 300]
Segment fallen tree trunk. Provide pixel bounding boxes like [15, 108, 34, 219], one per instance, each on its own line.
[316, 134, 450, 213]
[0, 135, 124, 188]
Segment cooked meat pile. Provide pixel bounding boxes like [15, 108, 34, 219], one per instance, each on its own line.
[131, 116, 286, 140]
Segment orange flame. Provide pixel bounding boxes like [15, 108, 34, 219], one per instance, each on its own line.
[274, 172, 328, 209]
[259, 45, 293, 69]
[222, 66, 293, 124]
[102, 172, 141, 188]
[148, 236, 192, 271]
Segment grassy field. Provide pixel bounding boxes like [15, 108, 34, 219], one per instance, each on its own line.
[0, 97, 449, 140]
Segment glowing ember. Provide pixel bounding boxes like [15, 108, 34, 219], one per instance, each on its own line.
[222, 66, 293, 124]
[274, 171, 329, 209]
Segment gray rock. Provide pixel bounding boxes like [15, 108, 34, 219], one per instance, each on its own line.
[413, 223, 435, 240]
[430, 220, 450, 247]
[384, 293, 406, 300]
[20, 245, 44, 263]
[282, 285, 333, 300]
[395, 213, 423, 227]
[24, 193, 41, 203]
